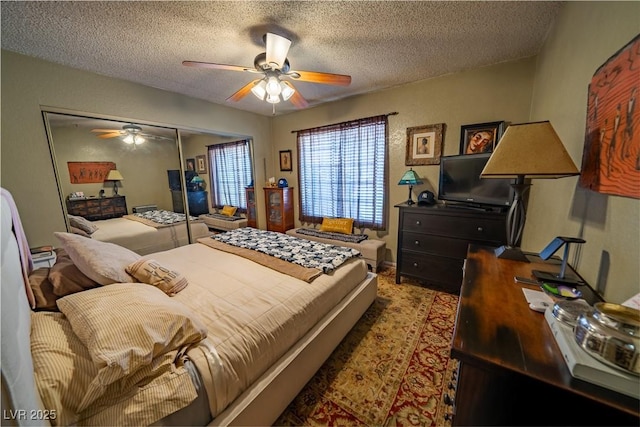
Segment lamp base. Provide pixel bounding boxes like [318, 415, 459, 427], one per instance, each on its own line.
[494, 245, 530, 263]
[406, 199, 415, 205]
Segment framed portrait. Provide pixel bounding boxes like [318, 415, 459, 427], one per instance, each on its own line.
[405, 123, 445, 166]
[196, 154, 207, 174]
[186, 158, 196, 171]
[459, 121, 505, 155]
[279, 150, 293, 171]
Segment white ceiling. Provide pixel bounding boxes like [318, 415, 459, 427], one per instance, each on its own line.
[1, 1, 562, 117]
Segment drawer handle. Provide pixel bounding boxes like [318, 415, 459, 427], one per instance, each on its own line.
[414, 240, 420, 246]
[477, 226, 483, 232]
[415, 220, 421, 226]
[413, 262, 419, 268]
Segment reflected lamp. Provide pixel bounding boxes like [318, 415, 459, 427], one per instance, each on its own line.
[105, 169, 124, 195]
[480, 121, 580, 262]
[398, 168, 423, 205]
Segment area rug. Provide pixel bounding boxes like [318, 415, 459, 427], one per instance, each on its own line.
[275, 266, 460, 426]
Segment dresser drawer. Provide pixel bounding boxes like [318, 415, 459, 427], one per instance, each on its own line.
[402, 232, 469, 259]
[399, 251, 464, 290]
[403, 212, 505, 243]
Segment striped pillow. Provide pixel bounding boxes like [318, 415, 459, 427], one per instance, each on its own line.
[56, 284, 207, 411]
[126, 259, 188, 295]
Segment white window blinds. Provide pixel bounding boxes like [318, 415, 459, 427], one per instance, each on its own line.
[207, 139, 253, 210]
[296, 115, 388, 230]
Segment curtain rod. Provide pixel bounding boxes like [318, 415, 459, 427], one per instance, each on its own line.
[290, 111, 398, 134]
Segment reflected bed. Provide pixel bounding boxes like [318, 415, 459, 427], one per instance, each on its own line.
[90, 215, 211, 255]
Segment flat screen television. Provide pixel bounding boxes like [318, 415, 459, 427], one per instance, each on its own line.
[438, 153, 514, 210]
[167, 170, 198, 191]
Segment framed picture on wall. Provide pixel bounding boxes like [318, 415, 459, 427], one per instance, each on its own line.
[279, 150, 293, 171]
[186, 158, 196, 171]
[405, 123, 445, 166]
[459, 121, 505, 155]
[196, 154, 207, 173]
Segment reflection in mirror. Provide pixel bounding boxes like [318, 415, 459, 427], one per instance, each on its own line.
[179, 131, 256, 228]
[43, 112, 212, 254]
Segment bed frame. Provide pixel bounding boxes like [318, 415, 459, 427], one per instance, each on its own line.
[0, 191, 377, 426]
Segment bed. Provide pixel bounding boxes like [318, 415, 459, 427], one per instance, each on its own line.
[75, 210, 212, 255]
[1, 188, 377, 426]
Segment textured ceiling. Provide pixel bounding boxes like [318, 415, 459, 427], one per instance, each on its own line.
[1, 1, 562, 116]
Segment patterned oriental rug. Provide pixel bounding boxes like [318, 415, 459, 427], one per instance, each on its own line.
[275, 267, 460, 426]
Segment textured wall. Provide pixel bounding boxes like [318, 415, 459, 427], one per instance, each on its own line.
[526, 1, 640, 303]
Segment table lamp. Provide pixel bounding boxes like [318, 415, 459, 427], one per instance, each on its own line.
[398, 168, 423, 205]
[105, 169, 124, 195]
[480, 121, 580, 262]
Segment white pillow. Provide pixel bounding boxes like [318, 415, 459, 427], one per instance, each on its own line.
[54, 232, 139, 285]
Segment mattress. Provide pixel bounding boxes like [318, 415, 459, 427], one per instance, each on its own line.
[151, 242, 369, 419]
[90, 217, 211, 255]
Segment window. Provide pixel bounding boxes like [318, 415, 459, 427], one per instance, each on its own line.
[207, 139, 253, 210]
[297, 115, 388, 230]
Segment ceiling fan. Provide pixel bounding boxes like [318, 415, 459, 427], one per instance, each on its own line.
[91, 124, 172, 145]
[183, 32, 352, 109]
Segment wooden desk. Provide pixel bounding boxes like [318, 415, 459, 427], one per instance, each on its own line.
[451, 245, 639, 426]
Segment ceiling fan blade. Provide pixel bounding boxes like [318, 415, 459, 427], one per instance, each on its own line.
[91, 128, 121, 133]
[290, 70, 352, 86]
[182, 61, 251, 73]
[281, 81, 308, 109]
[227, 80, 261, 102]
[265, 33, 291, 69]
[97, 132, 122, 139]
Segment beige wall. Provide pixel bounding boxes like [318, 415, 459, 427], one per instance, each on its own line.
[526, 1, 640, 303]
[1, 50, 272, 246]
[272, 58, 536, 265]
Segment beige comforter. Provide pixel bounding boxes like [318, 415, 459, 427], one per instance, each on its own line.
[154, 242, 369, 419]
[91, 217, 210, 255]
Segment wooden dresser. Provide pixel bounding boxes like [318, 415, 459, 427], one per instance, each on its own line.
[66, 196, 127, 220]
[395, 203, 507, 293]
[449, 245, 639, 426]
[264, 187, 294, 233]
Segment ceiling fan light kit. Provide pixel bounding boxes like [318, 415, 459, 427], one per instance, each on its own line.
[183, 32, 351, 110]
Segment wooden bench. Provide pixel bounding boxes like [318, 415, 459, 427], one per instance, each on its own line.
[199, 214, 248, 232]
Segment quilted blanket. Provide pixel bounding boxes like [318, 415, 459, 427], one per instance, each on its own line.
[213, 227, 361, 273]
[124, 209, 200, 228]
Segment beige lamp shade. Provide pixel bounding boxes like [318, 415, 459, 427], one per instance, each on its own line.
[106, 169, 124, 181]
[481, 121, 580, 179]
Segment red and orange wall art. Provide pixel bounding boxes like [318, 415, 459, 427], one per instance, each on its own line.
[67, 161, 115, 184]
[580, 34, 639, 199]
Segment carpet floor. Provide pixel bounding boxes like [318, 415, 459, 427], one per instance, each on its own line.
[275, 266, 460, 426]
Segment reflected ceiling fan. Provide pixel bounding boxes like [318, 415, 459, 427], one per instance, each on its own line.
[183, 32, 351, 110]
[91, 124, 173, 145]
